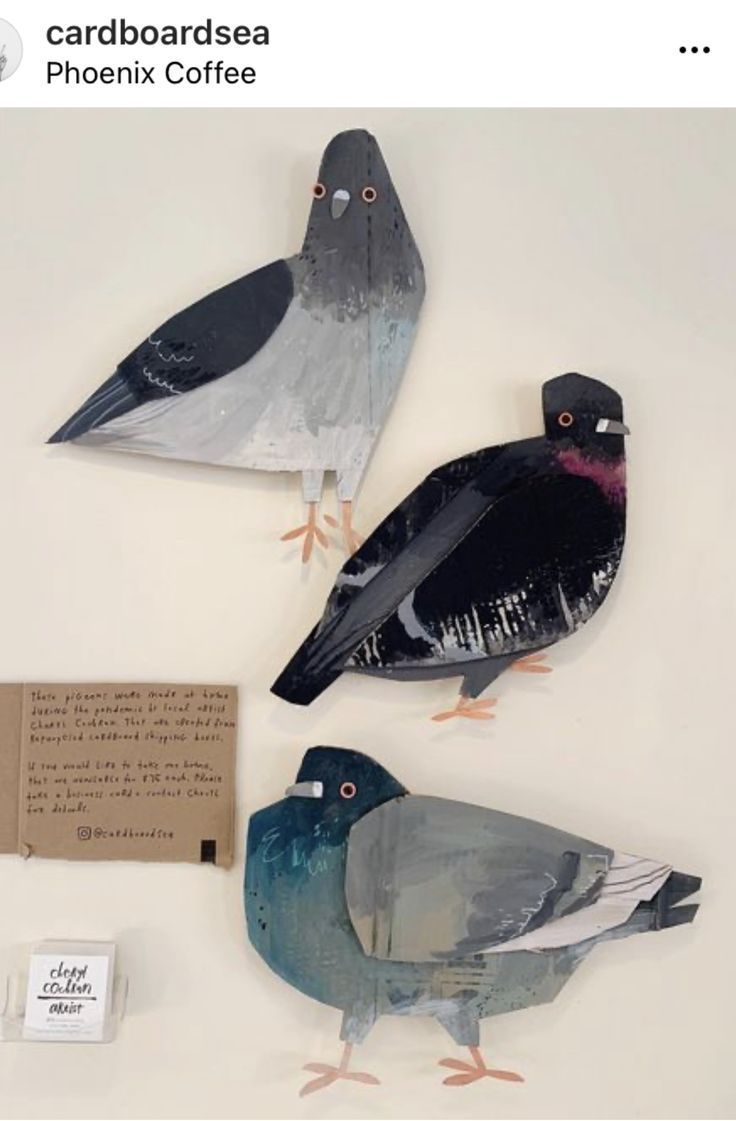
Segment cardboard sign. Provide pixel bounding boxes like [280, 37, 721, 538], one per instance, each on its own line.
[23, 942, 115, 1042]
[0, 683, 237, 867]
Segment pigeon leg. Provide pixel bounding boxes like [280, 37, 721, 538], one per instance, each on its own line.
[299, 1042, 380, 1097]
[331, 470, 365, 554]
[325, 500, 365, 556]
[431, 659, 508, 722]
[439, 1046, 524, 1086]
[431, 695, 497, 722]
[510, 652, 552, 674]
[281, 471, 329, 563]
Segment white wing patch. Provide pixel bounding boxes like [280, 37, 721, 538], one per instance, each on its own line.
[483, 852, 671, 954]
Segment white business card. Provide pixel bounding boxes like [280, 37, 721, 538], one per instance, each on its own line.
[22, 941, 115, 1042]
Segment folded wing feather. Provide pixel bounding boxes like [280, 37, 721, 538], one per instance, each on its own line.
[345, 795, 615, 963]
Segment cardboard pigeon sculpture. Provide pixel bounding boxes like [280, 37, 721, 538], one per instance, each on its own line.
[246, 747, 700, 1095]
[272, 373, 628, 717]
[48, 129, 426, 560]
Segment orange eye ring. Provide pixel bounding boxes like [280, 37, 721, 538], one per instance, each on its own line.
[340, 782, 357, 799]
[558, 411, 574, 428]
[312, 182, 327, 199]
[361, 186, 377, 204]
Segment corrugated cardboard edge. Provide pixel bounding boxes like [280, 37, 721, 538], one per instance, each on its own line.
[0, 684, 23, 854]
[216, 684, 238, 868]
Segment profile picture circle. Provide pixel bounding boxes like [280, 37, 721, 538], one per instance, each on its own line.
[0, 19, 22, 83]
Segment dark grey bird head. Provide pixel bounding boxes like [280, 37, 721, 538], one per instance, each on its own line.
[543, 372, 629, 459]
[305, 129, 400, 241]
[284, 746, 408, 839]
[299, 129, 423, 308]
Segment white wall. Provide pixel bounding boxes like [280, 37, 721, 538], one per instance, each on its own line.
[0, 108, 733, 1120]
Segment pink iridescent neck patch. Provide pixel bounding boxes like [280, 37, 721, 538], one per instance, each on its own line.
[556, 447, 626, 504]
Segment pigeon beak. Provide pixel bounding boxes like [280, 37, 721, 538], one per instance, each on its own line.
[596, 418, 630, 436]
[284, 780, 324, 799]
[330, 188, 351, 220]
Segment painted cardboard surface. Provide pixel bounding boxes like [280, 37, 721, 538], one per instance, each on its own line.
[48, 129, 425, 561]
[273, 374, 627, 711]
[246, 747, 699, 1095]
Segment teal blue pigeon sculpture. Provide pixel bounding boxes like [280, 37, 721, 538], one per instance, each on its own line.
[245, 747, 700, 1096]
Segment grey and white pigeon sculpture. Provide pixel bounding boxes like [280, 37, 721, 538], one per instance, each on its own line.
[48, 129, 426, 560]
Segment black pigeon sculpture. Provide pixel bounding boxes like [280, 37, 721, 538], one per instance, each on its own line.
[272, 373, 628, 718]
[246, 747, 700, 1095]
[48, 129, 425, 560]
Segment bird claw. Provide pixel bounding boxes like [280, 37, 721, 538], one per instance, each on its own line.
[299, 1063, 380, 1096]
[280, 522, 329, 563]
[439, 1056, 524, 1086]
[431, 697, 497, 722]
[324, 513, 365, 556]
[511, 653, 552, 674]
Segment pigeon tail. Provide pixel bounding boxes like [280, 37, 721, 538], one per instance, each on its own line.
[271, 622, 346, 705]
[48, 372, 137, 443]
[637, 870, 701, 931]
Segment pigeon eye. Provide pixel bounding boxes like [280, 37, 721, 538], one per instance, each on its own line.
[361, 186, 377, 204]
[557, 411, 574, 428]
[340, 782, 357, 799]
[312, 183, 327, 200]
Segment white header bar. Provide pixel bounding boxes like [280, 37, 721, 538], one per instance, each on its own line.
[0, 0, 734, 108]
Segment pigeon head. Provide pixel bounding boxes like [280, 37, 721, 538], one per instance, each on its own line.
[285, 746, 408, 835]
[299, 130, 422, 308]
[306, 130, 396, 236]
[543, 372, 629, 459]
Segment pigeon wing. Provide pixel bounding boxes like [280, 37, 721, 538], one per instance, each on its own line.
[49, 257, 294, 442]
[322, 444, 509, 622]
[271, 439, 547, 704]
[345, 795, 612, 963]
[350, 470, 625, 670]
